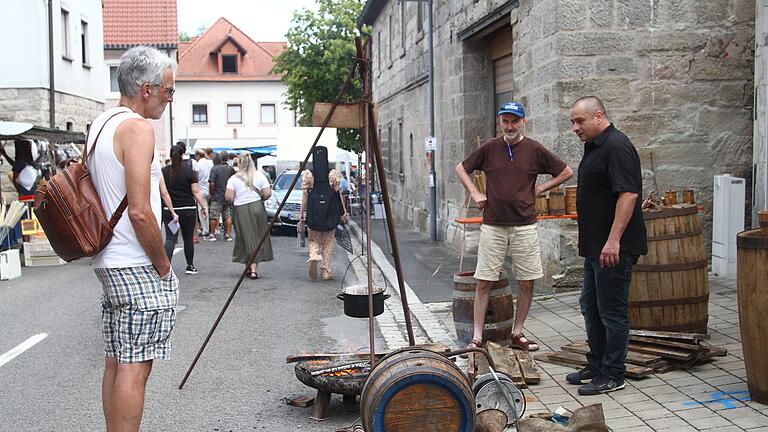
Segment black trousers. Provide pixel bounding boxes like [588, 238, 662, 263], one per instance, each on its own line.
[163, 208, 197, 266]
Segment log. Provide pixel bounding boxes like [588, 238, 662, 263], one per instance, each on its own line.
[474, 409, 508, 432]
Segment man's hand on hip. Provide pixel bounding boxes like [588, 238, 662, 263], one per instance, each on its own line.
[472, 192, 488, 210]
[600, 239, 620, 267]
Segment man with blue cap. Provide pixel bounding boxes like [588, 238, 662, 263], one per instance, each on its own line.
[456, 101, 573, 352]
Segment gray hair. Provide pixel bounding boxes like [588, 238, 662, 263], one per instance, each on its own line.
[117, 46, 177, 97]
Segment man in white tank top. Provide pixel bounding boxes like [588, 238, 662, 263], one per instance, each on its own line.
[87, 46, 177, 432]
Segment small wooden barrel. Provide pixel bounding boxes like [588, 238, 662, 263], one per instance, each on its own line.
[565, 185, 577, 215]
[360, 348, 475, 432]
[452, 271, 513, 346]
[759, 211, 768, 235]
[737, 229, 768, 404]
[629, 206, 709, 333]
[682, 189, 695, 205]
[664, 189, 678, 205]
[535, 194, 549, 216]
[548, 187, 565, 216]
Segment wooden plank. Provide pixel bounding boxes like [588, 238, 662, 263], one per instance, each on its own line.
[629, 342, 695, 361]
[486, 342, 513, 376]
[467, 350, 476, 383]
[311, 102, 379, 128]
[699, 342, 727, 357]
[562, 341, 662, 366]
[515, 350, 541, 385]
[539, 351, 654, 379]
[629, 329, 710, 341]
[505, 348, 526, 388]
[629, 335, 702, 351]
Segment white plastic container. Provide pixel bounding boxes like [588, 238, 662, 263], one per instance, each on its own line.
[0, 249, 22, 280]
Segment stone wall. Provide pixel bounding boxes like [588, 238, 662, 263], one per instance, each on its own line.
[0, 88, 103, 134]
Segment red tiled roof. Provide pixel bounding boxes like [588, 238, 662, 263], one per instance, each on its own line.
[176, 18, 286, 81]
[103, 0, 178, 48]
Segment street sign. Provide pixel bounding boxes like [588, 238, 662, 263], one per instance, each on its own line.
[424, 136, 437, 151]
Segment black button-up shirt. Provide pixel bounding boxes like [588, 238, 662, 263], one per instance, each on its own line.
[576, 124, 647, 258]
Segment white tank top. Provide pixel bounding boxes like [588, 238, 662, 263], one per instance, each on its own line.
[86, 107, 162, 268]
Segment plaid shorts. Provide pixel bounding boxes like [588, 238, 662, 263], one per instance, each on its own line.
[209, 201, 232, 220]
[94, 265, 179, 364]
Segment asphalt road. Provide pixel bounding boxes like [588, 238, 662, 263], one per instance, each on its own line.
[0, 232, 383, 431]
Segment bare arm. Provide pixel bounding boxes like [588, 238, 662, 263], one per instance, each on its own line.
[299, 189, 308, 222]
[339, 190, 347, 222]
[159, 174, 177, 221]
[224, 187, 235, 204]
[455, 162, 486, 210]
[600, 192, 638, 267]
[260, 186, 272, 201]
[116, 119, 171, 277]
[535, 165, 574, 196]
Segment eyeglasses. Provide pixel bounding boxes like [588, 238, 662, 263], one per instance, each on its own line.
[149, 83, 175, 97]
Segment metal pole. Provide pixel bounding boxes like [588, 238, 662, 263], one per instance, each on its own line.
[47, 0, 55, 129]
[427, 0, 437, 241]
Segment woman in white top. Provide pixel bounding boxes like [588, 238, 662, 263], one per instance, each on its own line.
[225, 154, 274, 279]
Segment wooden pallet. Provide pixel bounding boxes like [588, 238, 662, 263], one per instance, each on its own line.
[467, 341, 540, 388]
[534, 351, 654, 379]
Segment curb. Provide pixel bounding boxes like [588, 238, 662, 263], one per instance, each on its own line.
[346, 219, 459, 350]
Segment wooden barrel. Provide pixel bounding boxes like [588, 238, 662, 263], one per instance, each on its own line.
[682, 189, 695, 205]
[629, 205, 709, 333]
[737, 229, 768, 404]
[360, 348, 475, 432]
[452, 271, 513, 346]
[759, 211, 768, 235]
[664, 189, 678, 205]
[565, 185, 577, 215]
[535, 194, 549, 216]
[549, 187, 565, 216]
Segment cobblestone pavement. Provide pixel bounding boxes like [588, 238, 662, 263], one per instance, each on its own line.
[349, 222, 768, 431]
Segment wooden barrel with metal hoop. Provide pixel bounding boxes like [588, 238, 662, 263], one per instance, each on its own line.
[737, 227, 768, 404]
[629, 205, 709, 333]
[565, 185, 578, 215]
[548, 187, 565, 216]
[452, 271, 513, 346]
[535, 194, 549, 216]
[360, 348, 475, 432]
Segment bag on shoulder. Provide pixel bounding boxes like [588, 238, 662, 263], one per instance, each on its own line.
[32, 111, 128, 262]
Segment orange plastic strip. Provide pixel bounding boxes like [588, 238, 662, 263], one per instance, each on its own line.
[454, 214, 579, 224]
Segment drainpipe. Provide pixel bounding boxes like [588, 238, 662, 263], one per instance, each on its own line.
[47, 0, 56, 128]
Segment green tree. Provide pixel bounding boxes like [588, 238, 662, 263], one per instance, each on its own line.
[271, 0, 367, 152]
[179, 31, 191, 42]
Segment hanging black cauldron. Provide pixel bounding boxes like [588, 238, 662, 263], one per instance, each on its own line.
[337, 284, 390, 318]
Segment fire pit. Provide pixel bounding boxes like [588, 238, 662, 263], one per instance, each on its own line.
[294, 359, 371, 421]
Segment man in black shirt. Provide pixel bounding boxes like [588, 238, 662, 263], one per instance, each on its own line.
[567, 96, 647, 395]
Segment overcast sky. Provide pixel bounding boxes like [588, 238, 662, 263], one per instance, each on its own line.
[176, 0, 319, 42]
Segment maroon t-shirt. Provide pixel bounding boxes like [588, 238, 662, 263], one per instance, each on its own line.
[462, 136, 567, 226]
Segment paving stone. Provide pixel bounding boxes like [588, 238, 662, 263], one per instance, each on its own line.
[605, 415, 646, 429]
[731, 415, 768, 429]
[686, 415, 737, 429]
[634, 407, 676, 420]
[645, 416, 691, 430]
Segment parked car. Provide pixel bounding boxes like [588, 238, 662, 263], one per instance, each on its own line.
[264, 169, 303, 229]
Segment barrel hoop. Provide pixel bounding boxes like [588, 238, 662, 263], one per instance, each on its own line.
[737, 232, 768, 249]
[633, 259, 708, 272]
[646, 228, 703, 241]
[747, 384, 768, 404]
[633, 318, 708, 333]
[629, 294, 709, 308]
[370, 367, 474, 432]
[454, 318, 516, 331]
[642, 205, 698, 220]
[452, 287, 512, 298]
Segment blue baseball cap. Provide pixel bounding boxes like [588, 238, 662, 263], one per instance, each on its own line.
[497, 102, 526, 117]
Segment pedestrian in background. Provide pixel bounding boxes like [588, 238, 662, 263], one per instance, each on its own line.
[87, 45, 178, 432]
[207, 152, 233, 241]
[566, 96, 647, 395]
[162, 144, 208, 275]
[225, 154, 273, 279]
[456, 101, 573, 352]
[299, 146, 347, 280]
[194, 148, 213, 237]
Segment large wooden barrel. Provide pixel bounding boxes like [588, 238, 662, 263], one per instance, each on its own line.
[549, 187, 565, 216]
[360, 348, 475, 432]
[629, 205, 709, 333]
[737, 228, 768, 404]
[452, 271, 513, 346]
[565, 185, 577, 215]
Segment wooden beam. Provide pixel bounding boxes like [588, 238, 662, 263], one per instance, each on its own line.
[562, 341, 662, 366]
[628, 342, 695, 361]
[629, 335, 702, 351]
[629, 329, 710, 341]
[515, 350, 541, 385]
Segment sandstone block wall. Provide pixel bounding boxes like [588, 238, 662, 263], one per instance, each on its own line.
[0, 88, 103, 134]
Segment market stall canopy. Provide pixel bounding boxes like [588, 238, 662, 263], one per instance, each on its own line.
[0, 121, 85, 143]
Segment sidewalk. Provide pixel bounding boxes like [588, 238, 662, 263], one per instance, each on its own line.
[348, 219, 768, 431]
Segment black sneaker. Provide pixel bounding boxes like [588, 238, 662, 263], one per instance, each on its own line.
[578, 374, 625, 395]
[566, 366, 598, 385]
[185, 265, 198, 275]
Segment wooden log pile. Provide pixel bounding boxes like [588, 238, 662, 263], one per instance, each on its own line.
[467, 341, 541, 388]
[534, 330, 727, 379]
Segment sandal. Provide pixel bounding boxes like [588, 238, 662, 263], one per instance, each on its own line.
[249, 272, 259, 280]
[510, 333, 539, 351]
[460, 339, 483, 358]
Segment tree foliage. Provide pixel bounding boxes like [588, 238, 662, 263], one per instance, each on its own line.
[271, 0, 367, 152]
[179, 31, 191, 42]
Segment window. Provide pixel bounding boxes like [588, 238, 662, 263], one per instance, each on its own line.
[387, 123, 393, 175]
[222, 55, 237, 73]
[260, 104, 276, 124]
[401, 2, 406, 53]
[66, 121, 73, 131]
[388, 14, 393, 65]
[417, 3, 423, 33]
[192, 104, 208, 124]
[61, 9, 70, 59]
[398, 119, 404, 178]
[81, 20, 89, 66]
[227, 104, 242, 124]
[109, 66, 119, 92]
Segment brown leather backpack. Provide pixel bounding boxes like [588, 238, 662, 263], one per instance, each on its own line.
[33, 111, 128, 262]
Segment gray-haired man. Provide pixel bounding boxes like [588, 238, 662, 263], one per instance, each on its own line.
[86, 46, 178, 431]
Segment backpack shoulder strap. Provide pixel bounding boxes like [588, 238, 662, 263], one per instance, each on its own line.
[84, 109, 131, 162]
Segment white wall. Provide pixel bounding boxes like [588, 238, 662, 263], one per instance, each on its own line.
[0, 0, 105, 102]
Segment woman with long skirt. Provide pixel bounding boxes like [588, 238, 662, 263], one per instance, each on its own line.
[225, 154, 274, 279]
